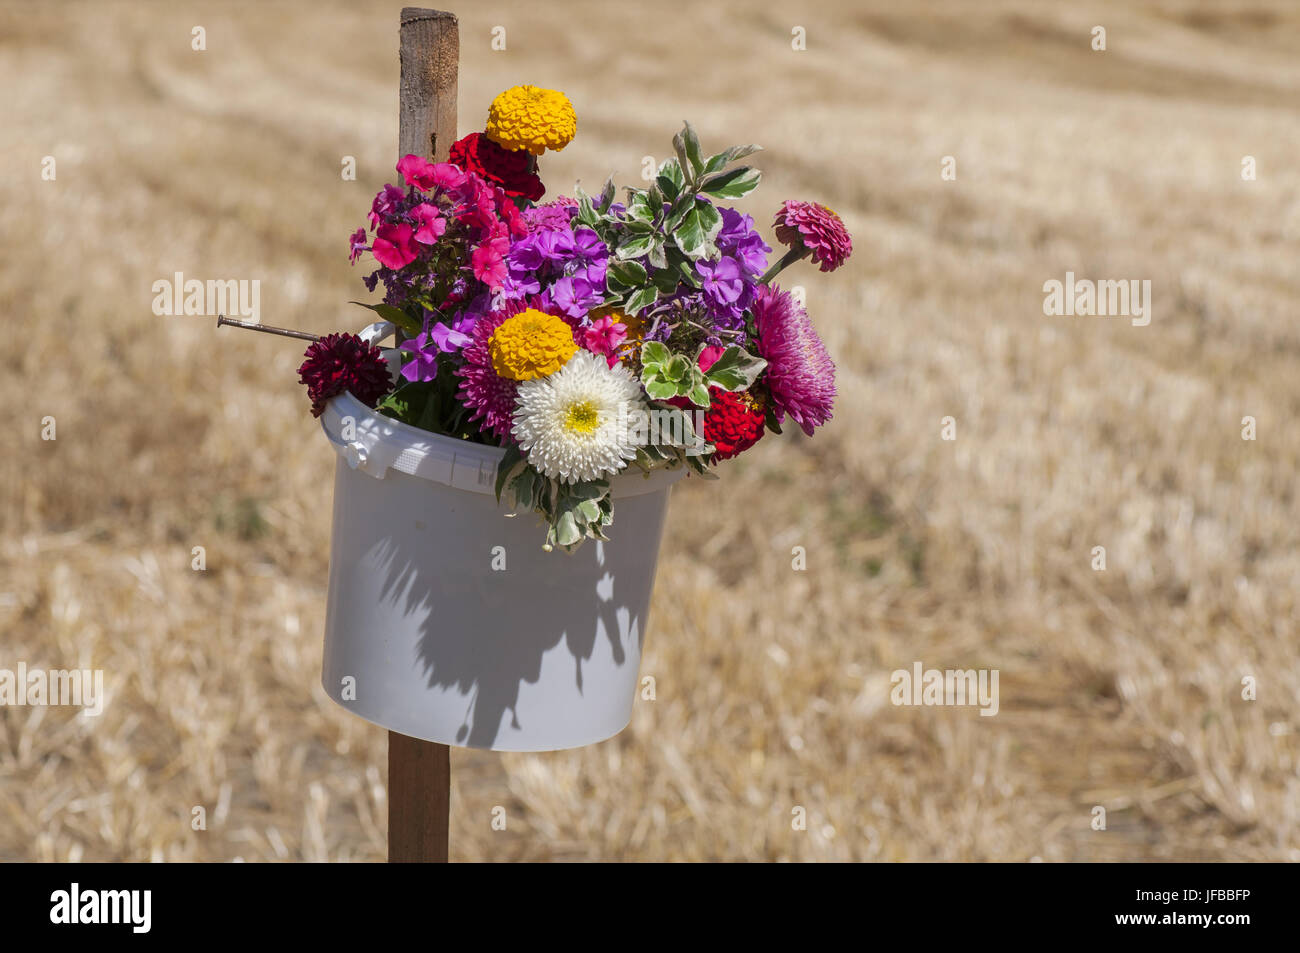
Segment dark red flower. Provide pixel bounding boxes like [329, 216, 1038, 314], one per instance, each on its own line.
[298, 333, 392, 417]
[702, 387, 767, 462]
[448, 132, 545, 202]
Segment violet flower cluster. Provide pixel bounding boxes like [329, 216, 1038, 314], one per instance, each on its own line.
[502, 220, 610, 319]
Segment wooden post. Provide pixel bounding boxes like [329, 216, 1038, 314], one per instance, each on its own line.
[398, 8, 459, 162]
[388, 7, 458, 865]
[388, 731, 451, 863]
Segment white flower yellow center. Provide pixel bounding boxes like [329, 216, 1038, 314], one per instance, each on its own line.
[511, 350, 646, 484]
[564, 400, 599, 435]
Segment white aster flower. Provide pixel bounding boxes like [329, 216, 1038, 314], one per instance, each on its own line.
[512, 350, 646, 483]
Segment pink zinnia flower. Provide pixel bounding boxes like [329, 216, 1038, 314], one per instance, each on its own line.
[752, 284, 835, 435]
[773, 200, 853, 273]
[582, 316, 629, 367]
[371, 222, 418, 269]
[410, 203, 446, 244]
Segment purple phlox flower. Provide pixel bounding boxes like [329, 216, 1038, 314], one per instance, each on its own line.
[507, 233, 548, 273]
[426, 321, 472, 353]
[380, 268, 415, 307]
[576, 259, 607, 287]
[454, 291, 495, 330]
[696, 257, 745, 307]
[501, 271, 542, 299]
[398, 331, 440, 382]
[561, 228, 608, 285]
[656, 284, 750, 347]
[717, 207, 771, 276]
[397, 319, 473, 382]
[535, 228, 571, 263]
[548, 275, 603, 319]
[568, 227, 607, 264]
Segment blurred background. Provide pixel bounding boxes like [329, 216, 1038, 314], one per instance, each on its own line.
[3, 0, 1298, 861]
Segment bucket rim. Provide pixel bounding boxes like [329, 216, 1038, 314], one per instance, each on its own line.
[318, 323, 688, 497]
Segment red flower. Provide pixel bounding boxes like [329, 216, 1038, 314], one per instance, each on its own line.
[298, 333, 392, 417]
[449, 132, 545, 202]
[701, 387, 767, 462]
[662, 344, 768, 460]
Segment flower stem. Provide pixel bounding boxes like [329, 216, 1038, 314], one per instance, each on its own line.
[760, 247, 808, 286]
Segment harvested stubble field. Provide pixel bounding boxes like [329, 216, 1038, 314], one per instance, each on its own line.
[2, 0, 1298, 862]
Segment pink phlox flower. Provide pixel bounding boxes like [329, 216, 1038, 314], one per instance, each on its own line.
[410, 203, 446, 245]
[369, 184, 405, 229]
[471, 235, 509, 290]
[348, 227, 368, 264]
[582, 316, 629, 367]
[372, 222, 418, 269]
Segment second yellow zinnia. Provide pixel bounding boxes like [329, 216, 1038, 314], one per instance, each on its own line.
[488, 309, 578, 381]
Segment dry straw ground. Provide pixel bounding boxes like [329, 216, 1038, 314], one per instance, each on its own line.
[2, 0, 1298, 861]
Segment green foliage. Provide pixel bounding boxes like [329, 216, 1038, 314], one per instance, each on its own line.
[349, 300, 421, 337]
[374, 350, 491, 443]
[565, 124, 763, 320]
[640, 340, 766, 406]
[703, 346, 767, 391]
[496, 457, 615, 552]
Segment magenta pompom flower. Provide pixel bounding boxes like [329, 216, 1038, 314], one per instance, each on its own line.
[454, 299, 531, 441]
[298, 333, 393, 418]
[773, 200, 852, 273]
[752, 284, 835, 435]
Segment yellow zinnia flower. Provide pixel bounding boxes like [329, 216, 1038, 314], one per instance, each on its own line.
[488, 309, 578, 381]
[485, 85, 577, 156]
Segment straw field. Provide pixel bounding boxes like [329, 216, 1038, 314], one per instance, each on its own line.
[2, 0, 1298, 861]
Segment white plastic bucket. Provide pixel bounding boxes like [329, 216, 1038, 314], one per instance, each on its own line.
[317, 324, 684, 751]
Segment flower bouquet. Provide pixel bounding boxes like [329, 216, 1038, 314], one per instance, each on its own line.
[222, 83, 859, 749]
[301, 84, 851, 551]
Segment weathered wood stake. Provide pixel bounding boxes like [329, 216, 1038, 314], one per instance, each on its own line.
[388, 6, 458, 865]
